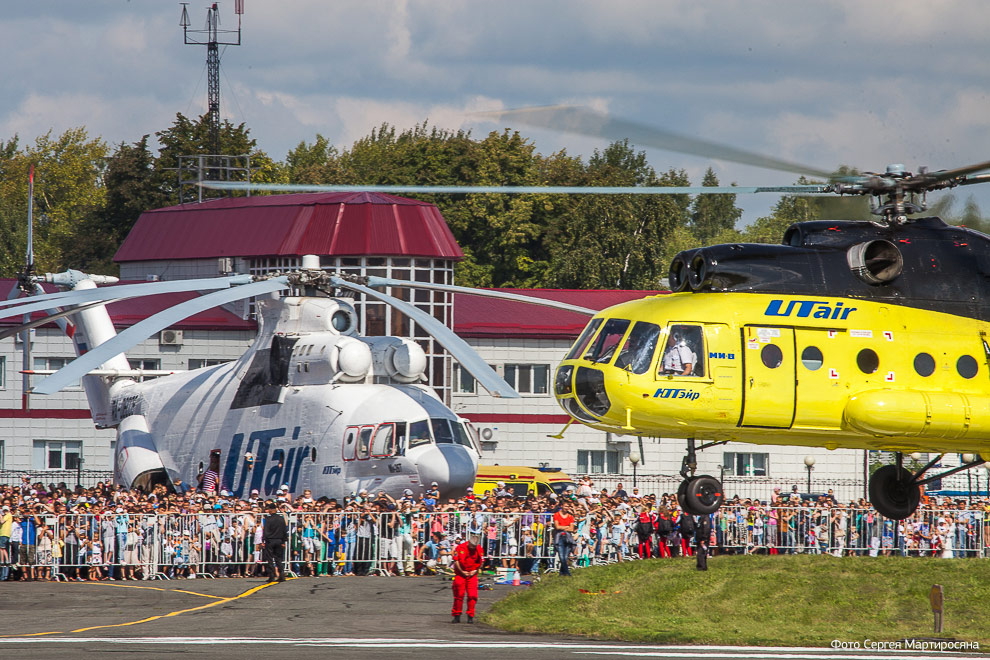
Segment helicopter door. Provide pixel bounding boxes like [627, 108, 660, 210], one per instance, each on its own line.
[740, 326, 796, 428]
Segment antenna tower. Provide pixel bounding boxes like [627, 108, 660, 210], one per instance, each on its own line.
[180, 1, 243, 157]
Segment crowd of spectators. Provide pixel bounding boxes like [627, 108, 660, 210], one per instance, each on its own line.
[0, 474, 987, 582]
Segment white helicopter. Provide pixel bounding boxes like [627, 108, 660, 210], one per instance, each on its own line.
[1, 242, 592, 501]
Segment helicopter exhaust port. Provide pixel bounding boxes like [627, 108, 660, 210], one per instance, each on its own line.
[846, 239, 903, 285]
[668, 255, 691, 292]
[687, 251, 714, 291]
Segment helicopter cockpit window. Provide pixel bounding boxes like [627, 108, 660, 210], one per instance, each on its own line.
[357, 426, 374, 460]
[660, 325, 705, 377]
[451, 421, 474, 448]
[566, 318, 603, 360]
[431, 418, 456, 444]
[615, 322, 661, 374]
[371, 423, 396, 457]
[584, 318, 631, 364]
[408, 420, 432, 449]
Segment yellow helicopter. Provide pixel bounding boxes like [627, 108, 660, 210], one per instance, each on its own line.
[203, 106, 990, 520]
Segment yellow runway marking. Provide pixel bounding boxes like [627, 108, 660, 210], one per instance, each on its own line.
[0, 579, 289, 638]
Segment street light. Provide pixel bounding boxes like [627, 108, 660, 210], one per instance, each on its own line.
[629, 450, 641, 489]
[803, 455, 816, 492]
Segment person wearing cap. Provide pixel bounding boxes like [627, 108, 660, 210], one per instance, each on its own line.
[261, 500, 288, 583]
[450, 532, 484, 623]
[0, 503, 12, 582]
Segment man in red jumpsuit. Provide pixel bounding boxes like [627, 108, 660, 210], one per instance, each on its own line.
[451, 533, 484, 623]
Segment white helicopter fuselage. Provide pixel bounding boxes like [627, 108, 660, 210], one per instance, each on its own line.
[71, 292, 480, 501]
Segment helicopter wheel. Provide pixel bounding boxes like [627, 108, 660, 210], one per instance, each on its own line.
[868, 465, 920, 520]
[678, 475, 724, 515]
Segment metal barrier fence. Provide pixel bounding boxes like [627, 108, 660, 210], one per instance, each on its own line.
[1, 506, 985, 581]
[0, 470, 115, 489]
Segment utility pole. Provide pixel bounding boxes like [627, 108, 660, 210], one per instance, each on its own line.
[180, 1, 243, 159]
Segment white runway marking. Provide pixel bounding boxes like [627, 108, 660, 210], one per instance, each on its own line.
[0, 636, 976, 659]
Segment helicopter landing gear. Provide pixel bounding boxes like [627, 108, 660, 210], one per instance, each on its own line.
[676, 438, 725, 516]
[868, 464, 920, 520]
[868, 452, 986, 520]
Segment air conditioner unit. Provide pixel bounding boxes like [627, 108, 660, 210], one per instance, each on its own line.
[478, 426, 498, 444]
[160, 329, 184, 346]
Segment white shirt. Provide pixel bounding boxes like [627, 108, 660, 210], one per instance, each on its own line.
[662, 342, 695, 373]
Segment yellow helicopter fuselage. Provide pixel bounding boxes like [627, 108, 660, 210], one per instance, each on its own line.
[555, 291, 990, 455]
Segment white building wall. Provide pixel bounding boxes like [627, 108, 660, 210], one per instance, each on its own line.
[0, 326, 254, 472]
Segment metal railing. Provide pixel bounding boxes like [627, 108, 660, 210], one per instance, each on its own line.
[1, 506, 984, 582]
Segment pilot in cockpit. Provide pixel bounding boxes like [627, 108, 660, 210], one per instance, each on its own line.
[661, 331, 697, 376]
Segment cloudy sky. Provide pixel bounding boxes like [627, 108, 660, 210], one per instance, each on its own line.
[4, 0, 990, 222]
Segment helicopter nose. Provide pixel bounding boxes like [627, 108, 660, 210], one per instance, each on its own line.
[415, 444, 478, 498]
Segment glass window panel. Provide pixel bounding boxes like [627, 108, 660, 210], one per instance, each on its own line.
[357, 427, 373, 459]
[504, 365, 516, 389]
[32, 441, 45, 470]
[48, 442, 63, 469]
[431, 418, 454, 444]
[615, 322, 661, 374]
[566, 319, 603, 360]
[408, 420, 432, 448]
[590, 450, 605, 474]
[533, 365, 549, 394]
[606, 450, 620, 474]
[371, 424, 395, 457]
[585, 318, 630, 364]
[577, 450, 588, 474]
[517, 365, 532, 393]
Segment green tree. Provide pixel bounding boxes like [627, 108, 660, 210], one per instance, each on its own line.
[688, 168, 742, 243]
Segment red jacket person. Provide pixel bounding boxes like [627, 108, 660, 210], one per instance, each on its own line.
[451, 533, 484, 623]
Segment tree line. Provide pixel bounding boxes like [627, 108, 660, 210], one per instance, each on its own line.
[1, 113, 984, 288]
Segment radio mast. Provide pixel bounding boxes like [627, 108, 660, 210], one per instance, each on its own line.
[180, 1, 243, 157]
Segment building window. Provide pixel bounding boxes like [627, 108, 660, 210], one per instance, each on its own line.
[189, 358, 232, 370]
[723, 452, 768, 476]
[504, 364, 549, 395]
[0, 356, 5, 389]
[134, 358, 161, 380]
[452, 363, 476, 394]
[576, 449, 621, 474]
[33, 357, 80, 389]
[33, 440, 82, 470]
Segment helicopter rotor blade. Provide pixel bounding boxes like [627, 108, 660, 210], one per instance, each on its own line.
[472, 105, 836, 180]
[329, 277, 520, 399]
[32, 277, 289, 395]
[0, 300, 115, 342]
[200, 181, 832, 196]
[959, 173, 990, 187]
[365, 276, 597, 316]
[0, 274, 253, 317]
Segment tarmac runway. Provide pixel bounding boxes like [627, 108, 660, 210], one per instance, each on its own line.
[0, 576, 976, 659]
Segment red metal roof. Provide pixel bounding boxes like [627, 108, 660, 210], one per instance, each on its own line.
[0, 280, 256, 332]
[114, 192, 464, 263]
[453, 289, 663, 339]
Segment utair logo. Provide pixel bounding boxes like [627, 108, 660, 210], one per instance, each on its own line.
[653, 388, 700, 401]
[222, 426, 310, 499]
[764, 299, 857, 320]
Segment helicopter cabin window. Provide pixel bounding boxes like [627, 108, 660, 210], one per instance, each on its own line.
[957, 355, 978, 379]
[914, 353, 936, 377]
[614, 322, 661, 374]
[761, 344, 783, 369]
[857, 348, 879, 374]
[356, 426, 374, 460]
[659, 325, 705, 377]
[408, 420, 432, 449]
[800, 346, 823, 371]
[431, 418, 456, 444]
[566, 318, 603, 360]
[584, 318, 631, 364]
[342, 428, 357, 461]
[504, 364, 549, 394]
[371, 423, 396, 457]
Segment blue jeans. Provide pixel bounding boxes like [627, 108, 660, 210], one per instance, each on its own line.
[0, 536, 8, 581]
[554, 534, 572, 575]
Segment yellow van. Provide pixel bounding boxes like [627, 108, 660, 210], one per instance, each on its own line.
[473, 466, 576, 498]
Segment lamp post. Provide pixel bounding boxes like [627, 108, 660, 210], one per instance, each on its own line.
[963, 454, 976, 504]
[629, 450, 641, 489]
[803, 455, 815, 492]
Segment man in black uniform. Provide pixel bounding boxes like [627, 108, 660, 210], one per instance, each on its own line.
[262, 500, 287, 583]
[695, 514, 712, 571]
